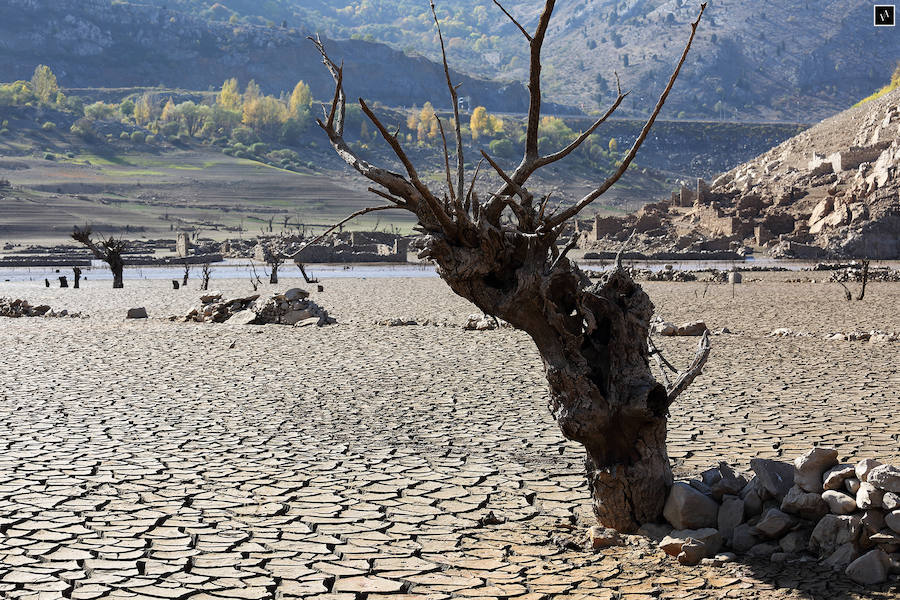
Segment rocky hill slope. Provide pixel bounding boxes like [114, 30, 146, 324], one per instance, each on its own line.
[582, 89, 900, 259]
[0, 0, 566, 114]
[147, 0, 899, 122]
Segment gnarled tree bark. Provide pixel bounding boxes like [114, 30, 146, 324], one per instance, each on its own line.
[72, 226, 126, 289]
[301, 1, 710, 532]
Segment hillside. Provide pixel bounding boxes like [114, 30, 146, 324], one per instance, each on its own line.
[583, 88, 900, 259]
[147, 0, 898, 123]
[0, 0, 568, 115]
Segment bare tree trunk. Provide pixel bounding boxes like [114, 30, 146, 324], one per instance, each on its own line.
[111, 259, 124, 289]
[269, 264, 278, 284]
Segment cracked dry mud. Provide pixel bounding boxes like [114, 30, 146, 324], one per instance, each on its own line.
[0, 274, 898, 599]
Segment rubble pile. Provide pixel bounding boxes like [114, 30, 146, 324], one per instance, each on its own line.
[0, 298, 82, 318]
[171, 288, 335, 326]
[463, 314, 512, 331]
[641, 450, 900, 585]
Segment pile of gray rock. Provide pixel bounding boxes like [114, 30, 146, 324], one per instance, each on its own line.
[0, 298, 82, 318]
[823, 330, 899, 343]
[171, 288, 335, 326]
[650, 449, 900, 585]
[651, 317, 709, 336]
[463, 313, 512, 331]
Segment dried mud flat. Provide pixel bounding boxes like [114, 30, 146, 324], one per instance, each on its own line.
[0, 275, 898, 599]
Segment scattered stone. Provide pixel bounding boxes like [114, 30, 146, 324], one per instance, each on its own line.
[126, 307, 148, 319]
[740, 477, 764, 516]
[463, 313, 509, 331]
[588, 526, 622, 549]
[868, 464, 900, 493]
[376, 318, 418, 327]
[659, 527, 722, 557]
[227, 309, 259, 325]
[731, 523, 759, 552]
[822, 490, 857, 515]
[283, 288, 309, 301]
[677, 538, 707, 566]
[861, 509, 886, 534]
[845, 549, 890, 585]
[717, 495, 745, 542]
[750, 458, 795, 501]
[173, 291, 335, 326]
[0, 298, 82, 318]
[748, 542, 780, 558]
[822, 542, 859, 570]
[794, 447, 838, 493]
[663, 482, 719, 530]
[846, 477, 862, 494]
[675, 321, 708, 336]
[779, 529, 811, 554]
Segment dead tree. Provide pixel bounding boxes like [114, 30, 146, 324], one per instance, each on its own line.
[72, 226, 127, 289]
[182, 261, 190, 287]
[301, 1, 709, 532]
[72, 266, 81, 289]
[200, 263, 211, 291]
[263, 245, 284, 284]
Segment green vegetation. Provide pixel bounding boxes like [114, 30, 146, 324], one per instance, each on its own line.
[855, 62, 900, 106]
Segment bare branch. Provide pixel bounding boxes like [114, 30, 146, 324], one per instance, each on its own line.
[480, 150, 532, 206]
[367, 187, 406, 206]
[464, 158, 484, 215]
[534, 92, 628, 171]
[435, 116, 459, 212]
[546, 2, 707, 227]
[648, 337, 673, 390]
[523, 1, 556, 162]
[666, 330, 711, 405]
[491, 0, 532, 42]
[284, 205, 398, 260]
[614, 230, 636, 271]
[430, 2, 466, 211]
[548, 234, 578, 273]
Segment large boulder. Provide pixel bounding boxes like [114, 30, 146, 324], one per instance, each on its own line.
[780, 485, 829, 520]
[663, 482, 719, 530]
[659, 527, 722, 558]
[750, 458, 795, 501]
[823, 464, 856, 491]
[845, 549, 891, 585]
[794, 447, 838, 493]
[809, 514, 861, 556]
[822, 490, 857, 515]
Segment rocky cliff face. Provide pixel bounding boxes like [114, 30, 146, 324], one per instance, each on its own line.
[0, 0, 562, 113]
[581, 90, 900, 259]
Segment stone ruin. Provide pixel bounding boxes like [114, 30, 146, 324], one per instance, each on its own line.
[170, 288, 335, 327]
[621, 449, 900, 586]
[0, 298, 83, 318]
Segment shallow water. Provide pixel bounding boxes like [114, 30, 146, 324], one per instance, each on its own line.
[0, 256, 870, 283]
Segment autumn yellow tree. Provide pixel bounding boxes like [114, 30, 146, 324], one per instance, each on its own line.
[288, 81, 312, 119]
[243, 95, 288, 137]
[161, 98, 176, 122]
[31, 65, 58, 104]
[469, 105, 487, 141]
[218, 78, 241, 111]
[243, 80, 261, 106]
[134, 93, 155, 126]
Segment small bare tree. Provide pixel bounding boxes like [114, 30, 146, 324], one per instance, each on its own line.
[299, 1, 710, 532]
[182, 261, 191, 287]
[262, 245, 284, 284]
[72, 226, 127, 289]
[200, 262, 211, 291]
[72, 266, 82, 289]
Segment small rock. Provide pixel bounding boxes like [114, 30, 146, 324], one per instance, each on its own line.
[677, 538, 706, 566]
[822, 490, 857, 515]
[740, 477, 764, 516]
[283, 288, 309, 301]
[294, 317, 320, 328]
[636, 522, 673, 541]
[754, 508, 795, 539]
[588, 526, 622, 549]
[794, 447, 838, 493]
[126, 307, 148, 319]
[823, 464, 856, 491]
[709, 463, 748, 500]
[886, 511, 900, 534]
[748, 542, 780, 558]
[868, 464, 900, 493]
[659, 527, 722, 557]
[770, 552, 792, 563]
[857, 482, 885, 509]
[663, 482, 719, 530]
[861, 510, 886, 534]
[846, 477, 862, 495]
[781, 485, 829, 520]
[884, 492, 900, 511]
[856, 459, 883, 482]
[675, 321, 708, 336]
[751, 458, 795, 501]
[845, 549, 890, 585]
[227, 309, 259, 325]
